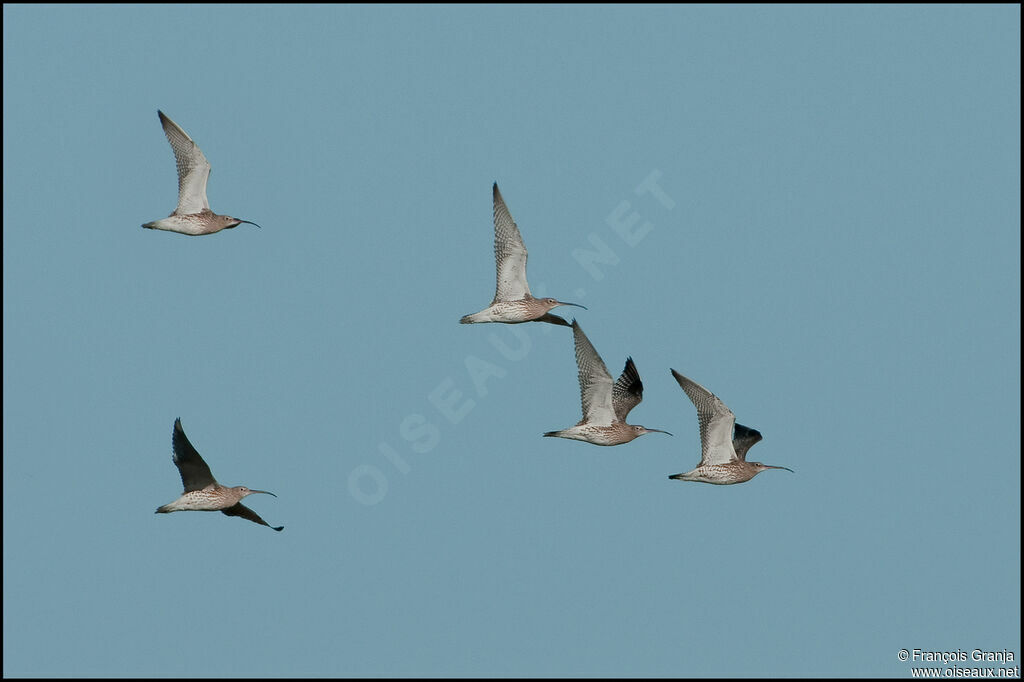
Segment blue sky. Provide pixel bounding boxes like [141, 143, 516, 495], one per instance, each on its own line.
[3, 4, 1019, 678]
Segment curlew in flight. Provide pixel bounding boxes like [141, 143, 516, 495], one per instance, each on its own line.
[156, 418, 283, 531]
[142, 110, 261, 235]
[460, 183, 585, 326]
[544, 320, 671, 445]
[668, 370, 792, 484]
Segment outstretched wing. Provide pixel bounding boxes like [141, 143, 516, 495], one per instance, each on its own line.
[572, 321, 615, 425]
[732, 422, 763, 462]
[491, 183, 531, 302]
[611, 357, 644, 422]
[671, 370, 738, 467]
[157, 110, 211, 215]
[172, 418, 217, 492]
[222, 503, 284, 531]
[535, 313, 570, 327]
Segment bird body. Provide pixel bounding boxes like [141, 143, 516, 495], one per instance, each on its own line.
[668, 369, 791, 485]
[669, 462, 771, 485]
[157, 484, 256, 513]
[461, 183, 584, 326]
[144, 209, 248, 236]
[460, 298, 570, 326]
[156, 418, 283, 531]
[143, 110, 261, 236]
[544, 422, 657, 447]
[544, 320, 671, 446]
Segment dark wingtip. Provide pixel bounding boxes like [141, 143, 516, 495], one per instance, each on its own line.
[272, 526, 284, 532]
[623, 356, 639, 376]
[733, 423, 763, 442]
[668, 474, 683, 480]
[537, 313, 571, 327]
[549, 315, 571, 327]
[543, 431, 559, 437]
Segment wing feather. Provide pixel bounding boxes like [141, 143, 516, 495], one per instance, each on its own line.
[158, 111, 211, 215]
[572, 321, 615, 425]
[491, 183, 531, 302]
[732, 423, 763, 462]
[671, 370, 738, 467]
[171, 418, 217, 492]
[612, 357, 644, 422]
[221, 503, 283, 531]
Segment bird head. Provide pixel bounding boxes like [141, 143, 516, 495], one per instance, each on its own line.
[542, 297, 586, 312]
[236, 486, 277, 498]
[226, 217, 262, 230]
[632, 425, 673, 438]
[751, 462, 794, 474]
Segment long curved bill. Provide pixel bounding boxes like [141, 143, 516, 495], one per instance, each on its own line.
[238, 220, 262, 229]
[644, 428, 673, 436]
[250, 489, 277, 496]
[556, 301, 587, 310]
[765, 465, 794, 473]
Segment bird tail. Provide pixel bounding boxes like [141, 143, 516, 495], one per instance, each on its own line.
[459, 314, 475, 324]
[543, 431, 563, 438]
[155, 505, 172, 513]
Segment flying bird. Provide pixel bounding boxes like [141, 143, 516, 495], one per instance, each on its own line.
[142, 110, 261, 235]
[544, 320, 671, 445]
[156, 418, 283, 531]
[668, 370, 792, 484]
[460, 183, 585, 326]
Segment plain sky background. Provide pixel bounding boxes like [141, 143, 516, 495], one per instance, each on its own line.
[3, 4, 1020, 678]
